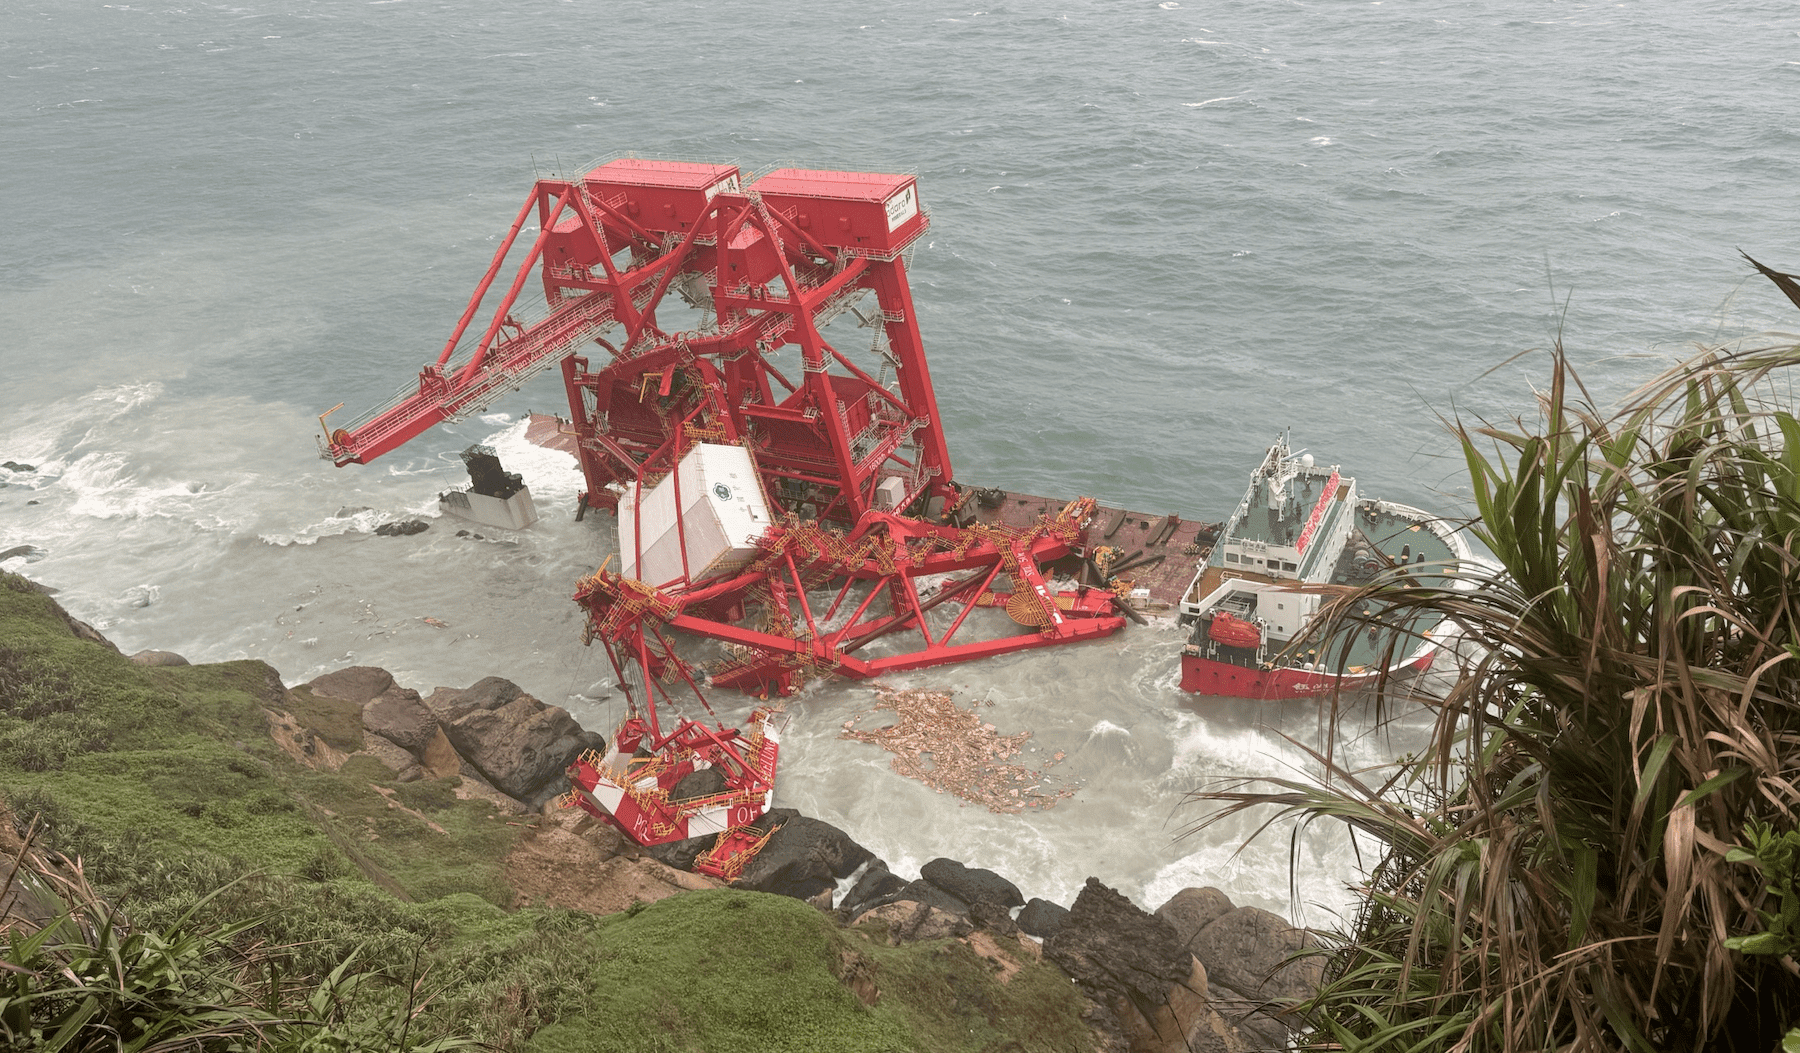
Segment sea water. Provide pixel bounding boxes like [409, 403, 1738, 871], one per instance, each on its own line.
[4, 0, 1799, 923]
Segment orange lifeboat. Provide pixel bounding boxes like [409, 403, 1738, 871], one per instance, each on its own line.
[1208, 611, 1262, 649]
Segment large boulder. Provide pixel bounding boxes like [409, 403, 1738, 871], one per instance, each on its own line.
[305, 666, 397, 706]
[1189, 905, 1320, 1004]
[840, 861, 908, 917]
[1187, 905, 1323, 1044]
[670, 766, 727, 802]
[1154, 886, 1237, 953]
[920, 857, 1024, 908]
[1046, 878, 1193, 1051]
[1018, 896, 1071, 939]
[732, 808, 874, 902]
[428, 676, 523, 720]
[890, 878, 969, 917]
[1047, 878, 1190, 1007]
[362, 685, 440, 755]
[425, 677, 604, 806]
[1120, 955, 1248, 1053]
[358, 733, 426, 782]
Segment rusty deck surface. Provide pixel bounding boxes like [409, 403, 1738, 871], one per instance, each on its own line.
[525, 414, 1214, 615]
[955, 491, 1215, 617]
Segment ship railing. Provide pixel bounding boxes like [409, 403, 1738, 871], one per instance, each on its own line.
[327, 286, 610, 453]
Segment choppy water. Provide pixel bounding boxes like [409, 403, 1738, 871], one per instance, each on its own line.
[5, 0, 1799, 921]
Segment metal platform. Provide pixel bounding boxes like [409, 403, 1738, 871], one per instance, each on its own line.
[526, 413, 1216, 617]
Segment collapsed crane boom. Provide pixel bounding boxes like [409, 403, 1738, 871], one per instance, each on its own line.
[323, 160, 957, 528]
[324, 158, 1127, 863]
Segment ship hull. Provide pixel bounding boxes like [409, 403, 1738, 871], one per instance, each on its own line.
[1179, 645, 1437, 698]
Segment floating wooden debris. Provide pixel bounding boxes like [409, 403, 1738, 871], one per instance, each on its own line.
[840, 686, 1075, 814]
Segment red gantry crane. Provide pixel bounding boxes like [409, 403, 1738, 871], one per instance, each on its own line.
[322, 158, 1126, 865]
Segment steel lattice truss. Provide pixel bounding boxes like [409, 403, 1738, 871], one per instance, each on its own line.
[325, 159, 1128, 857]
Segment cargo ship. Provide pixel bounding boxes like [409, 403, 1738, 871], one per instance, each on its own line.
[1176, 434, 1470, 698]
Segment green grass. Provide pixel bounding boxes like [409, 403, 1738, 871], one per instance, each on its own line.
[517, 890, 1093, 1053]
[281, 683, 367, 752]
[0, 573, 524, 909]
[857, 923, 1094, 1053]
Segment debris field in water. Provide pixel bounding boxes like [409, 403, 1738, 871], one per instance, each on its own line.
[840, 686, 1073, 814]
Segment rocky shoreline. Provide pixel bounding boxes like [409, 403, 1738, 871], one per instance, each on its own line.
[11, 572, 1322, 1053]
[269, 657, 1323, 1052]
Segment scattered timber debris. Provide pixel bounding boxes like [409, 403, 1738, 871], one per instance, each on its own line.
[840, 686, 1074, 814]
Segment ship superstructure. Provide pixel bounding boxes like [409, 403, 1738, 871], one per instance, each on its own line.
[1177, 434, 1469, 698]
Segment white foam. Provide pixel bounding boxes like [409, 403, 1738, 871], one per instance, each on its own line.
[258, 506, 392, 547]
[478, 418, 586, 503]
[54, 450, 255, 534]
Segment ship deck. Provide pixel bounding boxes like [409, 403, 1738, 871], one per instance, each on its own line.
[525, 414, 1215, 615]
[1186, 498, 1464, 672]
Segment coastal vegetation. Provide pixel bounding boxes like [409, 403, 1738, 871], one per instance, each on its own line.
[0, 573, 1094, 1052]
[1197, 341, 1800, 1051]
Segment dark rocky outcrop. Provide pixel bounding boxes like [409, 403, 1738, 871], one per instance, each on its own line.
[670, 765, 727, 802]
[374, 519, 429, 536]
[840, 862, 908, 917]
[1048, 878, 1190, 1010]
[1141, 888, 1327, 1051]
[887, 878, 969, 917]
[920, 856, 1023, 908]
[1046, 878, 1218, 1053]
[967, 898, 1019, 937]
[1018, 896, 1071, 938]
[361, 685, 440, 755]
[647, 834, 715, 873]
[425, 677, 605, 808]
[732, 808, 874, 903]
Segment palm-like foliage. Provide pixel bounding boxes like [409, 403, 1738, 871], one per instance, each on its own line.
[0, 820, 481, 1052]
[1193, 338, 1800, 1052]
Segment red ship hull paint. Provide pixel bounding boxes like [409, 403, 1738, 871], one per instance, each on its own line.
[1178, 646, 1437, 698]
